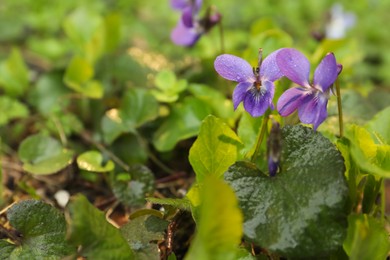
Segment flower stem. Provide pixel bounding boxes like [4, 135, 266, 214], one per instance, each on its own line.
[251, 110, 271, 163]
[335, 78, 344, 137]
[218, 19, 225, 54]
[381, 179, 386, 223]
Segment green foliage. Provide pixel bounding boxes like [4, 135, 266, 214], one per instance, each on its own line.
[0, 96, 28, 126]
[0, 48, 29, 97]
[343, 214, 390, 260]
[120, 88, 159, 130]
[18, 134, 74, 175]
[64, 56, 103, 98]
[146, 197, 192, 212]
[185, 176, 243, 260]
[112, 165, 155, 207]
[345, 124, 390, 177]
[2, 200, 75, 259]
[76, 150, 115, 172]
[153, 97, 211, 151]
[67, 195, 134, 259]
[121, 214, 169, 260]
[366, 106, 390, 145]
[152, 70, 187, 103]
[225, 126, 349, 258]
[101, 88, 159, 144]
[0, 0, 389, 258]
[189, 115, 242, 182]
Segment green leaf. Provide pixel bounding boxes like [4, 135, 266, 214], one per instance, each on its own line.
[120, 88, 159, 128]
[18, 134, 74, 175]
[340, 90, 376, 122]
[0, 96, 29, 126]
[120, 214, 169, 260]
[64, 56, 93, 87]
[343, 214, 390, 260]
[4, 200, 74, 258]
[185, 176, 243, 260]
[345, 124, 390, 177]
[28, 72, 70, 115]
[111, 134, 148, 165]
[146, 197, 192, 211]
[67, 195, 134, 259]
[64, 56, 103, 99]
[189, 115, 242, 182]
[224, 125, 349, 258]
[366, 106, 390, 144]
[101, 88, 159, 145]
[112, 165, 155, 207]
[236, 113, 263, 158]
[76, 150, 115, 172]
[188, 84, 235, 121]
[153, 97, 211, 152]
[0, 240, 15, 260]
[0, 48, 29, 97]
[103, 12, 122, 52]
[101, 112, 130, 144]
[152, 70, 187, 103]
[63, 7, 102, 47]
[362, 175, 381, 214]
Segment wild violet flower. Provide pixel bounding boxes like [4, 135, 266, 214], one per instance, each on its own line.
[170, 0, 221, 47]
[276, 48, 341, 130]
[214, 49, 283, 117]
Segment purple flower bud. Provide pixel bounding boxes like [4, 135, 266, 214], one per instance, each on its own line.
[267, 120, 282, 177]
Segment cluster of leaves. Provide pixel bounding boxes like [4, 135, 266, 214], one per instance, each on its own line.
[0, 0, 390, 259]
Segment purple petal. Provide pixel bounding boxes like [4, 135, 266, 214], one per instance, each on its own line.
[277, 87, 307, 116]
[181, 7, 194, 27]
[276, 48, 311, 87]
[194, 0, 203, 12]
[298, 93, 328, 130]
[214, 54, 255, 82]
[260, 49, 283, 82]
[337, 63, 343, 75]
[243, 81, 275, 117]
[170, 0, 189, 10]
[313, 52, 338, 92]
[171, 20, 200, 46]
[233, 81, 252, 110]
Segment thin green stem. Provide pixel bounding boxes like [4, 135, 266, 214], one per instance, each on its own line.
[251, 110, 271, 163]
[381, 179, 385, 223]
[335, 78, 344, 137]
[218, 19, 225, 54]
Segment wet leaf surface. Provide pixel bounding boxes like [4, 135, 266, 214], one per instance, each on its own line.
[225, 125, 349, 258]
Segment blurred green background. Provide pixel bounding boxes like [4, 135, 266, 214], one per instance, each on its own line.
[0, 0, 389, 131]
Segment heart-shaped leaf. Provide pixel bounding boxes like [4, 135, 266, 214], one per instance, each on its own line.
[224, 125, 349, 258]
[2, 200, 75, 258]
[18, 134, 74, 175]
[189, 115, 242, 182]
